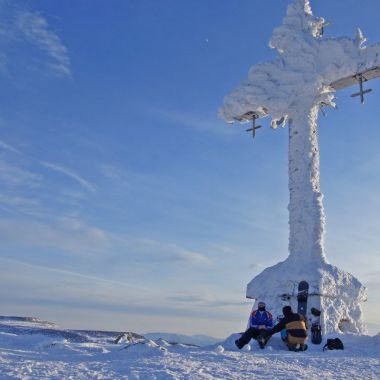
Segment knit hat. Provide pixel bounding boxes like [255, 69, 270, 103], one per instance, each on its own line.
[282, 306, 292, 316]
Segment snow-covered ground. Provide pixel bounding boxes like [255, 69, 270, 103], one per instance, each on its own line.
[0, 316, 379, 379]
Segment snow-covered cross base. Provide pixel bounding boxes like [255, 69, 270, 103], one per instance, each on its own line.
[245, 257, 367, 334]
[220, 0, 380, 334]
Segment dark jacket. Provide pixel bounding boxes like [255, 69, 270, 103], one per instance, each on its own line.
[270, 311, 308, 339]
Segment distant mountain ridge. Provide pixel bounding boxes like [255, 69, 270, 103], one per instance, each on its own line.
[0, 316, 221, 347]
[0, 316, 58, 328]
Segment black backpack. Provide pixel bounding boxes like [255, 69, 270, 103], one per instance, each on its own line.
[323, 338, 344, 351]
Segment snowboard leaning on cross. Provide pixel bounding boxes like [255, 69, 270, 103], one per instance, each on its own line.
[297, 281, 309, 316]
[296, 280, 322, 344]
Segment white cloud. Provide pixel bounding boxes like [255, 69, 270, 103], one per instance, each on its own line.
[0, 257, 248, 335]
[0, 4, 71, 78]
[207, 243, 235, 255]
[153, 108, 234, 136]
[166, 248, 211, 265]
[0, 160, 41, 187]
[248, 263, 264, 271]
[0, 218, 109, 256]
[15, 10, 71, 77]
[124, 237, 212, 266]
[0, 257, 216, 313]
[167, 293, 247, 308]
[0, 217, 210, 266]
[41, 161, 97, 193]
[98, 163, 169, 189]
[0, 193, 39, 208]
[0, 257, 159, 310]
[0, 139, 20, 154]
[99, 164, 124, 181]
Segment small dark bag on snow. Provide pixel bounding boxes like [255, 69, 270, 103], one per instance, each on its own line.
[323, 338, 344, 351]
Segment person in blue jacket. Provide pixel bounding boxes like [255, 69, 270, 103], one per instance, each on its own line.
[235, 301, 273, 349]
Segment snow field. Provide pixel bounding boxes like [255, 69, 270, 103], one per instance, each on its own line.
[1, 324, 379, 380]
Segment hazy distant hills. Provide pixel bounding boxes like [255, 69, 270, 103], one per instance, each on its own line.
[0, 316, 221, 347]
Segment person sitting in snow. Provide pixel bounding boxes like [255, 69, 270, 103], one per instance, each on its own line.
[235, 301, 273, 349]
[266, 305, 309, 352]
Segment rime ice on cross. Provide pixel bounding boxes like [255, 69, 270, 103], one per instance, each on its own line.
[220, 0, 380, 334]
[220, 0, 380, 264]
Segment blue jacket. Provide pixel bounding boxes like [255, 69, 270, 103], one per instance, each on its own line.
[249, 310, 273, 330]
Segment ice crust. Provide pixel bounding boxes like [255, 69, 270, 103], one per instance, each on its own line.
[219, 0, 379, 334]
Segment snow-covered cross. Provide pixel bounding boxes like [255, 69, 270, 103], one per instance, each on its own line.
[219, 0, 379, 333]
[220, 0, 380, 265]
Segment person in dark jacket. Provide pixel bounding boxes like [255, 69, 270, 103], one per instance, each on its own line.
[235, 301, 273, 349]
[267, 305, 308, 351]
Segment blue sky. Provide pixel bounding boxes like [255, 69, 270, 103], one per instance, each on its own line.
[0, 0, 379, 337]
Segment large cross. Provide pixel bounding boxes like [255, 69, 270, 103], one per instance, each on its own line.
[220, 0, 380, 265]
[219, 0, 379, 333]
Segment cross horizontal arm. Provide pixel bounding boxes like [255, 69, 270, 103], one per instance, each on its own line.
[351, 88, 372, 97]
[330, 66, 380, 90]
[228, 109, 268, 123]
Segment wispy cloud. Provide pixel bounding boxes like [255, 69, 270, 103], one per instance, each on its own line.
[207, 243, 234, 255]
[0, 193, 39, 209]
[99, 163, 169, 188]
[167, 293, 247, 308]
[0, 139, 20, 154]
[167, 249, 211, 265]
[0, 257, 161, 313]
[249, 263, 264, 271]
[0, 257, 247, 334]
[0, 218, 109, 256]
[0, 217, 210, 266]
[41, 161, 97, 192]
[0, 4, 71, 77]
[15, 10, 71, 77]
[0, 257, 149, 294]
[153, 108, 234, 136]
[99, 164, 124, 181]
[0, 160, 41, 187]
[122, 237, 212, 266]
[98, 163, 134, 188]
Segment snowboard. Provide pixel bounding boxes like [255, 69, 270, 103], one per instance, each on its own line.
[310, 307, 322, 344]
[297, 281, 309, 317]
